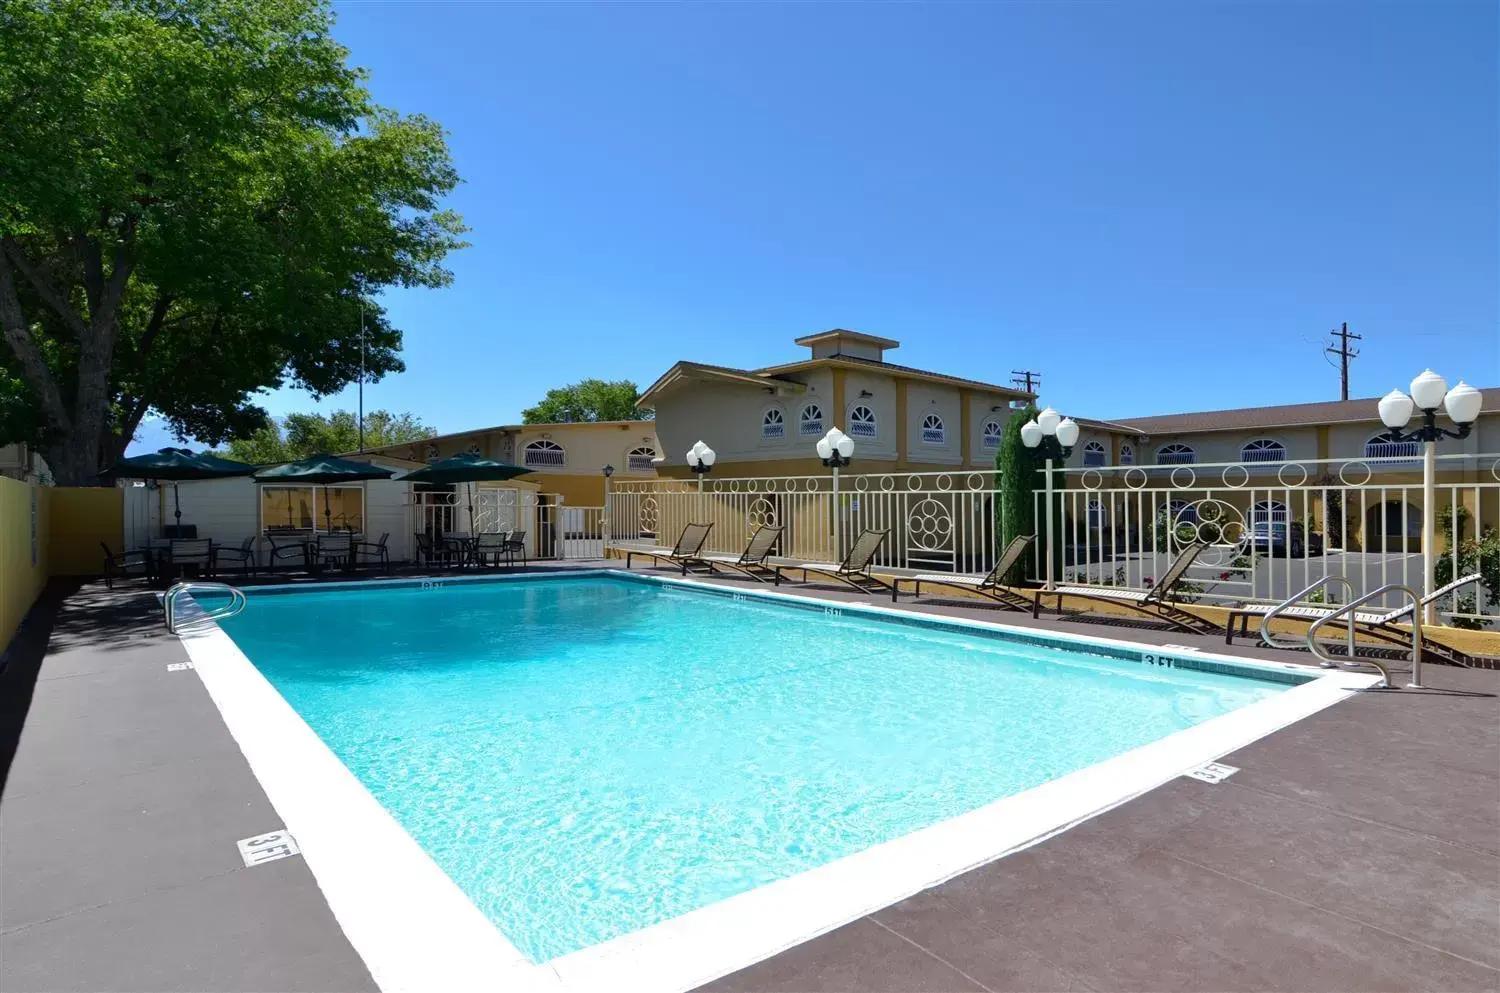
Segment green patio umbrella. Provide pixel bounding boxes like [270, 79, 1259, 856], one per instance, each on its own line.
[253, 454, 395, 532]
[400, 452, 533, 533]
[99, 447, 256, 533]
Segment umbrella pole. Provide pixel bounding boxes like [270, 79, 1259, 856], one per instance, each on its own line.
[174, 483, 182, 528]
[324, 484, 332, 533]
[468, 482, 475, 534]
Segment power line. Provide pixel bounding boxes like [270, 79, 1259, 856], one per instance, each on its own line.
[1011, 369, 1041, 394]
[1325, 323, 1361, 401]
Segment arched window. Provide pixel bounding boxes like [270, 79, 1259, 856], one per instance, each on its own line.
[1082, 441, 1107, 467]
[1251, 500, 1288, 525]
[849, 404, 877, 439]
[921, 412, 945, 445]
[1241, 439, 1287, 463]
[981, 419, 1003, 451]
[523, 439, 565, 468]
[626, 446, 656, 473]
[762, 408, 785, 440]
[1087, 498, 1109, 529]
[1120, 444, 1134, 465]
[1365, 430, 1421, 461]
[798, 403, 824, 437]
[1157, 443, 1196, 465]
[466, 441, 482, 455]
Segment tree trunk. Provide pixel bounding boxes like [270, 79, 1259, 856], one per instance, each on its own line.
[40, 433, 108, 486]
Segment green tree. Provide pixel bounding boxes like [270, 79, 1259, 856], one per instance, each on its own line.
[522, 379, 650, 424]
[994, 405, 1039, 583]
[216, 409, 433, 463]
[0, 0, 467, 483]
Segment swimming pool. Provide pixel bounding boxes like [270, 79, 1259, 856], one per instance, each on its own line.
[211, 572, 1314, 967]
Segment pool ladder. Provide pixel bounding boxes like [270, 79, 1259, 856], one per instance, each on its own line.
[163, 581, 247, 634]
[1257, 577, 1423, 689]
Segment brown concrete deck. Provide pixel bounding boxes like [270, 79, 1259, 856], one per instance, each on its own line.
[2, 565, 1496, 992]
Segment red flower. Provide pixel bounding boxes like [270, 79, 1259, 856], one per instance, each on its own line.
[1219, 571, 1232, 580]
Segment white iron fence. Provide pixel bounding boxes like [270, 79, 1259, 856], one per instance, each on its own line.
[607, 454, 1500, 627]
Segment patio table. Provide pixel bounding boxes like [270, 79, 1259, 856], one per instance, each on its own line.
[440, 532, 476, 569]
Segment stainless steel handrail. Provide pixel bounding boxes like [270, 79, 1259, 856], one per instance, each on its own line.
[1258, 576, 1356, 660]
[1306, 583, 1424, 690]
[163, 581, 247, 634]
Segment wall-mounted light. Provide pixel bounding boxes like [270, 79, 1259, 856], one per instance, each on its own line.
[858, 389, 873, 399]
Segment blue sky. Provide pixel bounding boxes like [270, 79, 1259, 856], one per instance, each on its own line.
[133, 1, 1498, 453]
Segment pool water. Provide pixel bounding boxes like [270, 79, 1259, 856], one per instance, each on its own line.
[217, 575, 1290, 962]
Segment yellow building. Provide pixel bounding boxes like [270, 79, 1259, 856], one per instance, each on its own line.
[640, 329, 1033, 477]
[358, 419, 660, 507]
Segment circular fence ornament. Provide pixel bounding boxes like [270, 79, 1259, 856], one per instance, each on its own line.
[1490, 458, 1500, 483]
[907, 498, 953, 551]
[1338, 460, 1373, 487]
[1124, 467, 1149, 490]
[639, 497, 659, 534]
[1080, 469, 1104, 491]
[965, 473, 986, 491]
[1276, 462, 1309, 487]
[853, 476, 870, 492]
[746, 497, 778, 530]
[879, 475, 896, 492]
[1220, 464, 1250, 489]
[1169, 466, 1198, 489]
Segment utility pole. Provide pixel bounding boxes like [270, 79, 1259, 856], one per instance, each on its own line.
[1011, 369, 1042, 395]
[1325, 323, 1360, 401]
[358, 299, 366, 452]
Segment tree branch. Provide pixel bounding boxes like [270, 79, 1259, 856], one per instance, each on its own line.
[0, 236, 88, 338]
[0, 252, 72, 434]
[137, 293, 174, 361]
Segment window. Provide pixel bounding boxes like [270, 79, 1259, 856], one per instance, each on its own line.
[921, 412, 945, 445]
[626, 446, 656, 473]
[1157, 443, 1196, 465]
[798, 403, 824, 437]
[981, 419, 1003, 451]
[1087, 498, 1109, 529]
[1251, 500, 1288, 525]
[849, 404, 877, 439]
[1365, 431, 1421, 461]
[1082, 441, 1107, 467]
[1241, 439, 1287, 463]
[1120, 444, 1134, 465]
[260, 485, 363, 533]
[1168, 499, 1198, 525]
[466, 441, 482, 455]
[523, 439, 566, 468]
[762, 408, 786, 440]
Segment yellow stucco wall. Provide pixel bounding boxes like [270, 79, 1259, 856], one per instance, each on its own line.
[526, 472, 607, 506]
[48, 487, 124, 576]
[1, 477, 50, 655]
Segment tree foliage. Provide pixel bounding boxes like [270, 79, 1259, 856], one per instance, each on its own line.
[0, 0, 467, 482]
[213, 409, 433, 464]
[995, 405, 1040, 584]
[522, 379, 650, 424]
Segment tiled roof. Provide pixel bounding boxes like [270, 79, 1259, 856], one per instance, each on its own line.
[1109, 387, 1500, 436]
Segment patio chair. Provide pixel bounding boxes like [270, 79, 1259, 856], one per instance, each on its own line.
[502, 530, 528, 567]
[168, 538, 215, 581]
[778, 529, 897, 601]
[441, 531, 474, 569]
[100, 542, 153, 588]
[1225, 571, 1482, 667]
[414, 532, 456, 570]
[624, 523, 714, 575]
[215, 536, 258, 576]
[897, 534, 1037, 611]
[355, 532, 392, 573]
[266, 531, 312, 573]
[1031, 541, 1217, 635]
[161, 524, 198, 539]
[472, 531, 511, 569]
[313, 532, 355, 572]
[702, 525, 784, 584]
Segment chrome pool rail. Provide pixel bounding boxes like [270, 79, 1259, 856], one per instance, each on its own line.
[1305, 583, 1423, 690]
[163, 581, 247, 634]
[1258, 576, 1356, 656]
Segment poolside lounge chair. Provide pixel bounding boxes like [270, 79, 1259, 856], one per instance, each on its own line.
[1225, 572, 1482, 667]
[702, 525, 784, 583]
[1032, 541, 1218, 635]
[778, 529, 897, 601]
[896, 534, 1036, 611]
[624, 523, 714, 575]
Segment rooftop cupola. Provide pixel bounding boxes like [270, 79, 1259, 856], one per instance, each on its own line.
[794, 328, 900, 362]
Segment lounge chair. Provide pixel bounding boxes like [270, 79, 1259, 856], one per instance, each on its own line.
[624, 523, 714, 575]
[778, 529, 897, 601]
[1226, 572, 1482, 667]
[101, 542, 153, 588]
[897, 534, 1036, 611]
[702, 525, 784, 583]
[1032, 541, 1217, 635]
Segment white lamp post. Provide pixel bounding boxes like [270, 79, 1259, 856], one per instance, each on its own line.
[685, 440, 716, 491]
[1376, 372, 1482, 657]
[816, 427, 855, 560]
[1021, 408, 1079, 590]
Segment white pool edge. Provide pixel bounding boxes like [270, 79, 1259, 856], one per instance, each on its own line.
[172, 573, 1379, 993]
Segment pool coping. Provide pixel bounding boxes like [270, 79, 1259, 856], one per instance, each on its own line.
[171, 570, 1379, 993]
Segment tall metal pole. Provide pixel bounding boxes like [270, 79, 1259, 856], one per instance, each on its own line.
[830, 464, 840, 562]
[1422, 436, 1437, 625]
[358, 300, 366, 453]
[1044, 456, 1056, 590]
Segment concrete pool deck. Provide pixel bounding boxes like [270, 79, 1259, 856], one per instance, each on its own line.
[1, 567, 1496, 992]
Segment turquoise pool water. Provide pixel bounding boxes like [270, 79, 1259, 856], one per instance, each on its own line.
[217, 575, 1293, 963]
